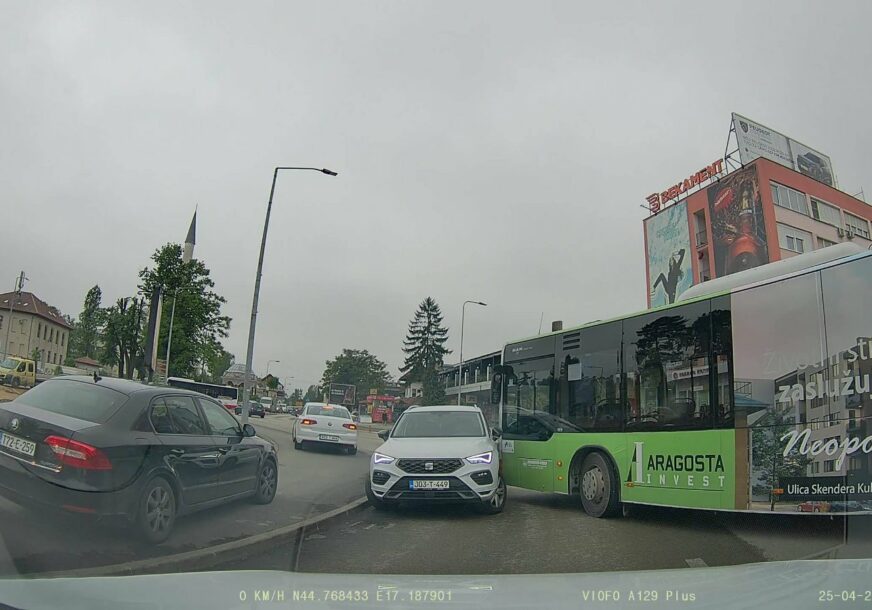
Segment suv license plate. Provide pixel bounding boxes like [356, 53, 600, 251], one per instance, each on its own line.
[0, 432, 36, 457]
[410, 480, 449, 490]
[319, 434, 339, 442]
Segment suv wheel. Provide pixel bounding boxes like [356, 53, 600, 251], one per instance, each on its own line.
[478, 476, 507, 514]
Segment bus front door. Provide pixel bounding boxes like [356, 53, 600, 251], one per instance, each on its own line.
[503, 414, 554, 493]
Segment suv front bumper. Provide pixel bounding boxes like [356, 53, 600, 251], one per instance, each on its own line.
[369, 460, 500, 504]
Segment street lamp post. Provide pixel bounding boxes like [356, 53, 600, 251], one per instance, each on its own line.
[241, 167, 337, 427]
[266, 359, 280, 376]
[458, 300, 487, 405]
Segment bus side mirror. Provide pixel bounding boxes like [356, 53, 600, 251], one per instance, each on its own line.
[490, 373, 502, 404]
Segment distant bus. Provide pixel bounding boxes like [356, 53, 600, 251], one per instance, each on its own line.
[166, 377, 239, 411]
[493, 245, 872, 517]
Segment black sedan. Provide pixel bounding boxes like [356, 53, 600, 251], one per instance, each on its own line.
[249, 401, 265, 418]
[0, 376, 279, 543]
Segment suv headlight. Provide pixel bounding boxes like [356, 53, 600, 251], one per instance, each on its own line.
[465, 451, 493, 465]
[373, 452, 395, 465]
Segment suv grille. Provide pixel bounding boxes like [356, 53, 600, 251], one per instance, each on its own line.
[397, 458, 462, 474]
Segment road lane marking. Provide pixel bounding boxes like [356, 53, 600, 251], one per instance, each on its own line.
[685, 557, 707, 568]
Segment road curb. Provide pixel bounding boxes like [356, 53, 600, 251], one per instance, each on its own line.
[36, 497, 369, 579]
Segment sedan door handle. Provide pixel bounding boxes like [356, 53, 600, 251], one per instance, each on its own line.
[217, 446, 230, 454]
[170, 449, 185, 455]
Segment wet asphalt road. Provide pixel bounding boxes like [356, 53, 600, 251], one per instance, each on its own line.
[0, 414, 380, 575]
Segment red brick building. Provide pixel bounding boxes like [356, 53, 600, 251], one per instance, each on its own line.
[644, 157, 872, 308]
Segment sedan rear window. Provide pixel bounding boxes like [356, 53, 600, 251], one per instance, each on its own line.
[392, 411, 485, 438]
[15, 379, 127, 423]
[307, 405, 351, 419]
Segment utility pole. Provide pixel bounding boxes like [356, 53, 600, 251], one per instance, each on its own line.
[2, 271, 27, 360]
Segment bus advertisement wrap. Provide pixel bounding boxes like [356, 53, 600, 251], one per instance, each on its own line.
[645, 200, 693, 307]
[707, 165, 769, 277]
[498, 246, 872, 516]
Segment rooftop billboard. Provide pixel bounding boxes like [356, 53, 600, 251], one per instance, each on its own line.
[732, 113, 835, 187]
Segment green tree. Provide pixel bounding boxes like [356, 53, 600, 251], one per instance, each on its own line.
[303, 384, 322, 402]
[400, 297, 450, 380]
[421, 366, 446, 406]
[30, 348, 41, 368]
[68, 285, 103, 361]
[752, 409, 811, 511]
[100, 297, 145, 379]
[201, 343, 234, 384]
[289, 388, 304, 404]
[264, 375, 279, 390]
[139, 243, 231, 378]
[321, 349, 390, 397]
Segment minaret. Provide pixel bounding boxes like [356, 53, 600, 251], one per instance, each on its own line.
[183, 209, 196, 263]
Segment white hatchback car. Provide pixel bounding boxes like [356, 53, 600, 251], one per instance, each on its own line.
[366, 405, 505, 514]
[292, 402, 358, 454]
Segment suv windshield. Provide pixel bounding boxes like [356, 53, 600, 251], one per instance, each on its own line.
[391, 411, 485, 438]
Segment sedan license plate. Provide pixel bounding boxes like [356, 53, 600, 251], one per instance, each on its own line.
[319, 434, 340, 442]
[410, 479, 449, 490]
[0, 431, 36, 457]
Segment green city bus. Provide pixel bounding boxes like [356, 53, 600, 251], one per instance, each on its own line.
[492, 244, 872, 516]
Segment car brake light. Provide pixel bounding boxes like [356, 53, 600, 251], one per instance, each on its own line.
[343, 423, 357, 430]
[301, 419, 317, 425]
[44, 435, 112, 470]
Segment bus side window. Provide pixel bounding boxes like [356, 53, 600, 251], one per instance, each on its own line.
[557, 321, 622, 432]
[623, 301, 713, 431]
[710, 297, 734, 428]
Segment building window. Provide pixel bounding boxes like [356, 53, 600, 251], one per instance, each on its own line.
[0, 315, 3, 330]
[824, 460, 836, 473]
[61, 333, 65, 347]
[771, 182, 809, 215]
[811, 198, 842, 226]
[850, 456, 863, 471]
[818, 237, 836, 249]
[777, 223, 812, 253]
[845, 212, 871, 239]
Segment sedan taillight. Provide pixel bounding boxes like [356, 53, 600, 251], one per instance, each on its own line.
[44, 436, 112, 470]
[301, 418, 317, 426]
[343, 423, 357, 430]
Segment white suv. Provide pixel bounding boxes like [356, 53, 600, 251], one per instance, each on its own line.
[366, 405, 505, 514]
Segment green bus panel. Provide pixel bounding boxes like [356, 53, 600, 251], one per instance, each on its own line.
[502, 430, 736, 510]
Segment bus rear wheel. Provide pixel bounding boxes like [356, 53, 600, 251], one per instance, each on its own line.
[579, 452, 621, 518]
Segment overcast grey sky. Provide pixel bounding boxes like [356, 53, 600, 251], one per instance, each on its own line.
[1, 1, 870, 390]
